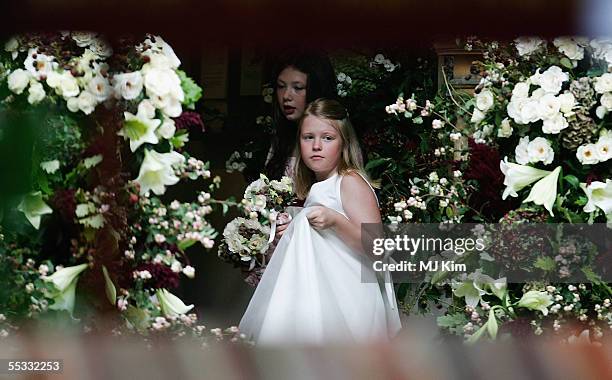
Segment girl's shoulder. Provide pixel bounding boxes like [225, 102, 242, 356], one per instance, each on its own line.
[339, 170, 378, 203]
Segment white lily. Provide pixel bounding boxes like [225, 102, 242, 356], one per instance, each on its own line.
[44, 263, 88, 314]
[156, 288, 194, 318]
[581, 180, 612, 217]
[516, 290, 553, 316]
[17, 191, 53, 229]
[500, 157, 550, 199]
[134, 149, 185, 195]
[522, 166, 561, 216]
[117, 110, 161, 152]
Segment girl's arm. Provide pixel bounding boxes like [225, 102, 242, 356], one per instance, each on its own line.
[306, 173, 381, 255]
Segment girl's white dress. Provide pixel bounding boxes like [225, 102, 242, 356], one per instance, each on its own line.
[239, 173, 401, 345]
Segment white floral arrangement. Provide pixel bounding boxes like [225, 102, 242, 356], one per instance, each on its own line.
[222, 217, 271, 262]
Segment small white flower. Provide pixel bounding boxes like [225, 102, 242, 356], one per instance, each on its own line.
[576, 144, 600, 165]
[471, 108, 485, 125]
[527, 137, 554, 165]
[182, 265, 195, 278]
[27, 81, 46, 104]
[497, 118, 513, 138]
[475, 89, 494, 112]
[594, 73, 612, 94]
[432, 119, 444, 129]
[514, 136, 531, 165]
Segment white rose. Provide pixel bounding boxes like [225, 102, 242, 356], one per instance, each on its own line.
[66, 97, 79, 113]
[76, 91, 97, 115]
[507, 97, 527, 124]
[542, 113, 568, 134]
[553, 37, 584, 61]
[27, 81, 46, 104]
[137, 99, 156, 119]
[558, 92, 576, 114]
[7, 69, 30, 94]
[515, 136, 531, 165]
[594, 73, 612, 94]
[143, 67, 183, 101]
[595, 137, 612, 161]
[150, 94, 182, 118]
[596, 105, 608, 119]
[497, 118, 513, 138]
[471, 108, 485, 125]
[87, 75, 111, 102]
[536, 66, 569, 95]
[601, 92, 612, 110]
[527, 137, 554, 165]
[538, 93, 561, 120]
[512, 82, 530, 99]
[475, 89, 494, 112]
[58, 72, 80, 98]
[514, 37, 545, 56]
[576, 144, 599, 165]
[112, 72, 143, 100]
[157, 118, 176, 139]
[519, 98, 541, 124]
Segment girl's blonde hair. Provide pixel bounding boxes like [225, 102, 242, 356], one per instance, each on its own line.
[293, 98, 371, 199]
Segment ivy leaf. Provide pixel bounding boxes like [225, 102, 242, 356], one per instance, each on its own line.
[122, 119, 148, 141]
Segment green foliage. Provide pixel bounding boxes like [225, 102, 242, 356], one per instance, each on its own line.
[177, 69, 202, 110]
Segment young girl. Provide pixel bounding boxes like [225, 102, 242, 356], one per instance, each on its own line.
[239, 98, 401, 345]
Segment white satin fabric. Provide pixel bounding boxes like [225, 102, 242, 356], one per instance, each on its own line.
[239, 173, 401, 345]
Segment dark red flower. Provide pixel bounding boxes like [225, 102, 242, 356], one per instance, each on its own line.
[174, 111, 205, 132]
[52, 188, 77, 221]
[464, 139, 517, 220]
[135, 263, 181, 290]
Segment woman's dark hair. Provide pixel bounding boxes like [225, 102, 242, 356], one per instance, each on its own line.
[264, 49, 337, 179]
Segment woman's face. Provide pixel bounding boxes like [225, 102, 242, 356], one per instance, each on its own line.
[299, 115, 343, 181]
[276, 66, 308, 121]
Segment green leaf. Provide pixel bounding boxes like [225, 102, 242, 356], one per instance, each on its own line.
[560, 57, 573, 69]
[124, 305, 150, 333]
[534, 256, 556, 271]
[177, 70, 203, 109]
[178, 239, 197, 251]
[102, 265, 116, 305]
[122, 119, 148, 141]
[486, 308, 498, 339]
[563, 175, 580, 189]
[437, 313, 467, 328]
[365, 157, 390, 171]
[413, 116, 423, 125]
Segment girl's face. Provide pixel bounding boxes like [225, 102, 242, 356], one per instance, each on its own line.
[276, 66, 308, 121]
[300, 115, 343, 181]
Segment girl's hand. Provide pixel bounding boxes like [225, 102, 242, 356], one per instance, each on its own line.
[306, 206, 338, 230]
[275, 212, 291, 239]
